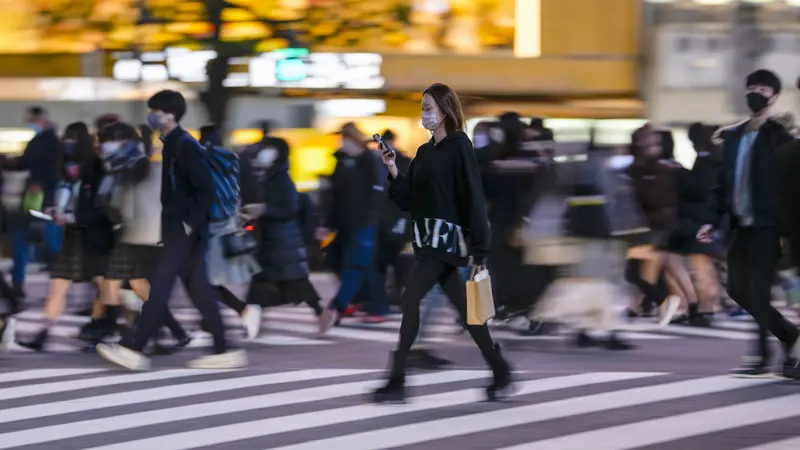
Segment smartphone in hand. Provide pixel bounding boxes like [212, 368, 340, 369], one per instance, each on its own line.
[373, 134, 395, 159]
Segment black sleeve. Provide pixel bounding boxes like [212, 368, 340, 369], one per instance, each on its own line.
[388, 158, 414, 212]
[176, 140, 215, 233]
[320, 170, 337, 229]
[455, 141, 490, 259]
[709, 149, 729, 228]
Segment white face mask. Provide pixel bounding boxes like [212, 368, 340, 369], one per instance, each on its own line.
[101, 141, 122, 157]
[421, 111, 440, 130]
[474, 133, 490, 148]
[256, 148, 278, 167]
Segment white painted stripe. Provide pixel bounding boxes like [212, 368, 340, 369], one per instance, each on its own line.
[662, 325, 752, 340]
[0, 369, 374, 424]
[263, 375, 778, 450]
[79, 372, 664, 450]
[0, 368, 106, 384]
[739, 436, 800, 450]
[500, 394, 800, 450]
[0, 369, 231, 401]
[0, 371, 490, 448]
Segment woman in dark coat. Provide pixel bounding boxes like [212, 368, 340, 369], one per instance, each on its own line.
[218, 136, 324, 339]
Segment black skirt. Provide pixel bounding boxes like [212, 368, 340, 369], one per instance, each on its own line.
[105, 243, 161, 281]
[49, 228, 108, 282]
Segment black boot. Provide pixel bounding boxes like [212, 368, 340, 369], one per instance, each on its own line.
[481, 343, 515, 401]
[18, 328, 48, 352]
[372, 351, 407, 404]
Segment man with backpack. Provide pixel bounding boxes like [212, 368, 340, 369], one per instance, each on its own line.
[97, 90, 247, 370]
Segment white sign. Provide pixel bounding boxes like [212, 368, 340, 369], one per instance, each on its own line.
[112, 48, 385, 90]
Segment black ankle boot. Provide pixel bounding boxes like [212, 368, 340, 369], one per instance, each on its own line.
[18, 328, 48, 352]
[481, 343, 515, 401]
[372, 351, 407, 404]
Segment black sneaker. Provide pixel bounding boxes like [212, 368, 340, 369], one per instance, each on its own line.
[688, 314, 713, 328]
[781, 358, 800, 380]
[372, 376, 406, 404]
[729, 358, 771, 378]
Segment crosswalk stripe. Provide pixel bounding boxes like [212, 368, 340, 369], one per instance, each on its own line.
[0, 368, 106, 384]
[262, 376, 778, 450]
[499, 394, 800, 450]
[0, 369, 375, 424]
[75, 372, 664, 450]
[0, 369, 232, 401]
[662, 325, 752, 340]
[0, 370, 490, 448]
[740, 436, 800, 450]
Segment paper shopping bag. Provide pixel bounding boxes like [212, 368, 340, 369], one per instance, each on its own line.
[466, 267, 495, 325]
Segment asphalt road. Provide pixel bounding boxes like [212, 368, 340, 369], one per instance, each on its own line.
[1, 273, 799, 450]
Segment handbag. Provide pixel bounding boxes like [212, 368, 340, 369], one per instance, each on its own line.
[220, 224, 258, 258]
[466, 266, 495, 325]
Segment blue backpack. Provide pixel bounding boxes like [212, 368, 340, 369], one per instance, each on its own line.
[204, 145, 241, 222]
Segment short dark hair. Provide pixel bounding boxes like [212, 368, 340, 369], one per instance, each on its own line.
[381, 129, 395, 142]
[147, 90, 187, 122]
[422, 83, 465, 134]
[746, 69, 781, 94]
[105, 122, 141, 142]
[27, 106, 47, 119]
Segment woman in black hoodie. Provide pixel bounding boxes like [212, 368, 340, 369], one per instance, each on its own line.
[375, 83, 513, 403]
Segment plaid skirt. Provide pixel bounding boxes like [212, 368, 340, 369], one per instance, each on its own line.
[105, 243, 161, 281]
[50, 228, 108, 282]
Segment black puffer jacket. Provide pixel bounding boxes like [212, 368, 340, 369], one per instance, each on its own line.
[251, 162, 309, 283]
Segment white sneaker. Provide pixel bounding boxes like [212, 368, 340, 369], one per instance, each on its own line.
[0, 318, 15, 352]
[241, 305, 263, 340]
[187, 349, 248, 369]
[658, 295, 681, 328]
[96, 343, 151, 371]
[318, 308, 338, 335]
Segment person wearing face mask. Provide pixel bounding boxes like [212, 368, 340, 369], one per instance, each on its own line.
[697, 69, 800, 380]
[625, 124, 682, 325]
[211, 126, 323, 339]
[0, 106, 62, 298]
[85, 122, 191, 353]
[16, 122, 112, 351]
[96, 90, 246, 371]
[374, 83, 512, 403]
[316, 122, 389, 332]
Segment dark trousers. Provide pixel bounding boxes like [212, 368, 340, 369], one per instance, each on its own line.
[396, 255, 495, 356]
[121, 223, 227, 354]
[727, 227, 800, 361]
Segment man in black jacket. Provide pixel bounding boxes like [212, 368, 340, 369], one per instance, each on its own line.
[2, 107, 62, 297]
[97, 90, 246, 370]
[317, 122, 387, 331]
[697, 69, 800, 379]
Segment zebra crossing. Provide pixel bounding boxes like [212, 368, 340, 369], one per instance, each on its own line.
[0, 367, 796, 449]
[8, 304, 799, 353]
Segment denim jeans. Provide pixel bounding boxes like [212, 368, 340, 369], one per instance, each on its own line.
[12, 221, 62, 284]
[330, 226, 389, 315]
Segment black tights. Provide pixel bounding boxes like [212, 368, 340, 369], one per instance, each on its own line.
[397, 255, 495, 356]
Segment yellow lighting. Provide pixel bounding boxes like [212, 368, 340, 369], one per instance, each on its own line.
[514, 0, 540, 57]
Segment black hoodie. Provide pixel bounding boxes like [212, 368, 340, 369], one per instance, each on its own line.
[388, 131, 489, 266]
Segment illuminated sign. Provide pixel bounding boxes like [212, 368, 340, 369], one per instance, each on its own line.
[112, 48, 385, 90]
